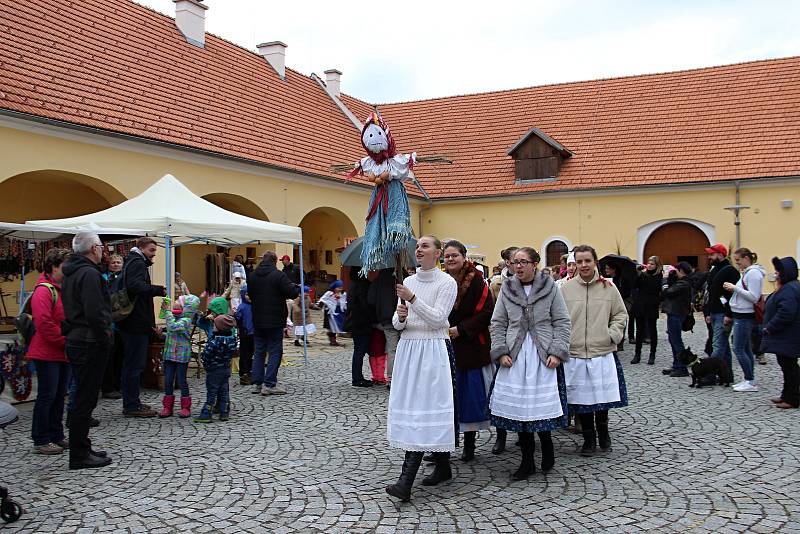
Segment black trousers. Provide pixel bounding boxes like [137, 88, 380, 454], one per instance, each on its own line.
[239, 334, 254, 377]
[65, 339, 110, 462]
[635, 315, 658, 356]
[101, 331, 124, 393]
[777, 355, 799, 407]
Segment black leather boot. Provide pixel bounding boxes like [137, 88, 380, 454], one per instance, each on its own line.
[461, 431, 476, 462]
[386, 451, 424, 502]
[492, 429, 506, 454]
[647, 352, 656, 365]
[512, 432, 536, 480]
[631, 353, 641, 364]
[579, 413, 597, 457]
[538, 431, 554, 473]
[595, 410, 612, 451]
[422, 452, 452, 486]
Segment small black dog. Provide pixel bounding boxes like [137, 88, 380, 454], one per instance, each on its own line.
[676, 348, 732, 388]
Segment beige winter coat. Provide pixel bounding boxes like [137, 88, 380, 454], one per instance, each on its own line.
[561, 270, 628, 358]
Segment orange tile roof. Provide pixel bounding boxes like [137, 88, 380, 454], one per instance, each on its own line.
[2, 0, 799, 201]
[0, 0, 374, 189]
[378, 57, 800, 198]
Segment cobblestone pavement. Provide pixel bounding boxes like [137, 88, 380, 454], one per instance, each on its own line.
[2, 315, 799, 533]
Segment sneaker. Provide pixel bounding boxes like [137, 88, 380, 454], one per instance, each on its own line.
[252, 384, 262, 394]
[261, 385, 287, 395]
[123, 407, 157, 418]
[734, 381, 759, 392]
[732, 380, 748, 389]
[32, 442, 63, 455]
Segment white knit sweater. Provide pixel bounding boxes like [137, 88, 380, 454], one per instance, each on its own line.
[392, 267, 457, 340]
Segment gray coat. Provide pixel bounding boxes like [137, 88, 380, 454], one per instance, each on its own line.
[490, 272, 571, 364]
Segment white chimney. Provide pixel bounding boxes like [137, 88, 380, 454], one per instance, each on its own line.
[324, 69, 342, 98]
[174, 0, 208, 48]
[257, 41, 288, 79]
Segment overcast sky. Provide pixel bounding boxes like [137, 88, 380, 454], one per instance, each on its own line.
[137, 0, 800, 103]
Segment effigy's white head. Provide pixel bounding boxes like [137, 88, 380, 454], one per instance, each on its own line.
[362, 123, 389, 154]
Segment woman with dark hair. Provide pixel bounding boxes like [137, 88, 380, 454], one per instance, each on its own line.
[28, 248, 71, 455]
[631, 255, 663, 365]
[345, 266, 374, 387]
[489, 247, 571, 480]
[386, 235, 457, 502]
[762, 257, 800, 409]
[661, 262, 694, 377]
[442, 240, 495, 462]
[561, 244, 628, 457]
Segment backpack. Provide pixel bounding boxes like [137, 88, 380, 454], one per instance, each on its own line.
[741, 275, 766, 324]
[110, 261, 136, 322]
[14, 283, 58, 349]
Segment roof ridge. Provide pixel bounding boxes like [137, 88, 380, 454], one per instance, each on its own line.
[376, 55, 800, 107]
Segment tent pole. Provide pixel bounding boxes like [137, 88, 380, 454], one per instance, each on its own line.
[299, 242, 308, 365]
[165, 235, 172, 302]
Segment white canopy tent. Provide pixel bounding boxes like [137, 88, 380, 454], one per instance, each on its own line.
[28, 174, 310, 362]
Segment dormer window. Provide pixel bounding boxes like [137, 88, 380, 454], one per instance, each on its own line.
[507, 127, 573, 183]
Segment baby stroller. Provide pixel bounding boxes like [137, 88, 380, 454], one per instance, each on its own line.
[0, 400, 23, 524]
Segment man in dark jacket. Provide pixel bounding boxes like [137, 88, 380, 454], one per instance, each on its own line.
[61, 232, 113, 470]
[281, 255, 302, 285]
[703, 244, 740, 374]
[345, 267, 374, 387]
[248, 251, 300, 395]
[761, 257, 800, 409]
[116, 237, 166, 417]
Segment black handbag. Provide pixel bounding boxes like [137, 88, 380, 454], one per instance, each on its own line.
[681, 313, 696, 332]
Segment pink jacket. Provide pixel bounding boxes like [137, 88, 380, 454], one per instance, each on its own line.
[27, 273, 67, 362]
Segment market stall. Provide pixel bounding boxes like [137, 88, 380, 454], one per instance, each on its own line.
[0, 222, 144, 404]
[28, 174, 310, 363]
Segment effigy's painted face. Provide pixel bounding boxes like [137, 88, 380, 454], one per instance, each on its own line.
[363, 123, 389, 153]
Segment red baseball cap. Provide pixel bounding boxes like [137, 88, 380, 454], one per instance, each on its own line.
[704, 243, 727, 256]
[280, 255, 291, 262]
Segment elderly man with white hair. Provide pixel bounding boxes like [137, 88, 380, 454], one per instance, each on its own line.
[60, 232, 113, 470]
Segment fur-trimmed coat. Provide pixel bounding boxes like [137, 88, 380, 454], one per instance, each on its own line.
[489, 271, 571, 365]
[448, 263, 494, 371]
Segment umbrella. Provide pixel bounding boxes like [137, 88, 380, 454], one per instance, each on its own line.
[598, 254, 638, 282]
[339, 236, 417, 268]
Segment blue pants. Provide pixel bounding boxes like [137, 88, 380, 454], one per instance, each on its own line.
[163, 360, 190, 397]
[31, 360, 69, 446]
[203, 368, 230, 415]
[351, 333, 370, 384]
[666, 314, 687, 370]
[252, 327, 284, 388]
[731, 316, 755, 381]
[120, 331, 150, 412]
[710, 313, 732, 371]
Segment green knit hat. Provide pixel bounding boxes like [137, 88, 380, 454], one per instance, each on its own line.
[207, 297, 229, 316]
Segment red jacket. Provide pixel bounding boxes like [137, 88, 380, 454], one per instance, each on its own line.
[27, 273, 67, 362]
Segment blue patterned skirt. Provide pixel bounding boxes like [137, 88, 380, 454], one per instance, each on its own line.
[568, 353, 629, 414]
[489, 365, 569, 433]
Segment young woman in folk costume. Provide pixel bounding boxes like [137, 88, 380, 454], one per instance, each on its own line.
[346, 112, 416, 275]
[440, 240, 495, 463]
[386, 236, 458, 502]
[488, 247, 571, 480]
